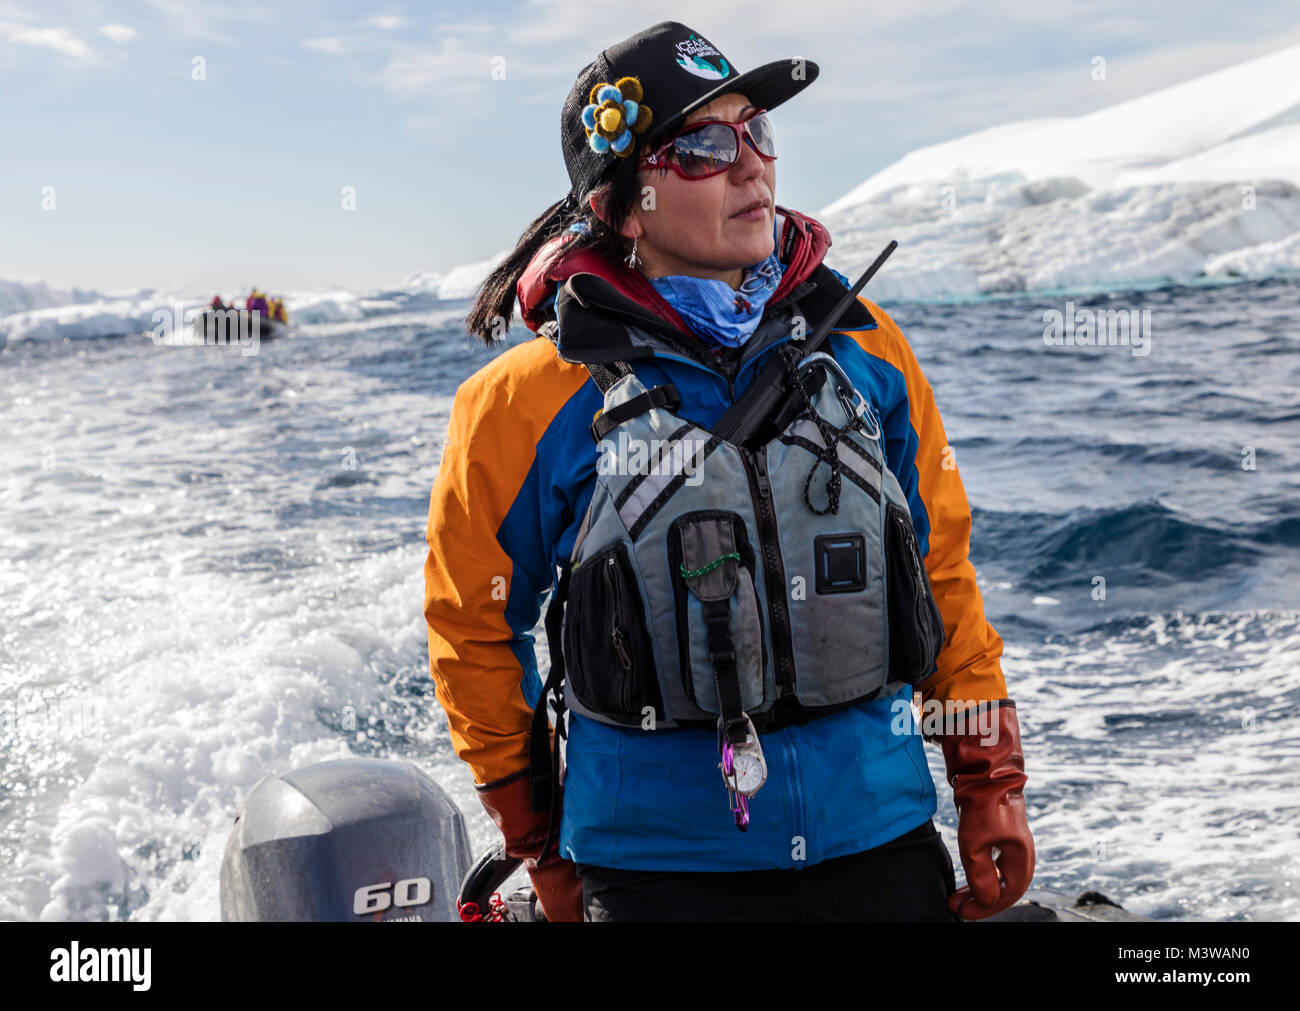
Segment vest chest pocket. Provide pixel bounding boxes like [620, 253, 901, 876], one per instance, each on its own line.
[884, 502, 946, 684]
[667, 511, 767, 717]
[562, 541, 662, 726]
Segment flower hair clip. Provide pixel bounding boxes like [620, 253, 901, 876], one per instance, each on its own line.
[582, 76, 653, 158]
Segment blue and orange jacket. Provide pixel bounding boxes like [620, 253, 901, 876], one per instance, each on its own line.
[424, 207, 1008, 871]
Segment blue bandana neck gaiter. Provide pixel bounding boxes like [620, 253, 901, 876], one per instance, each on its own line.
[648, 227, 786, 349]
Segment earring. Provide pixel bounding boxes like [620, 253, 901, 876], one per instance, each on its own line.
[625, 235, 641, 270]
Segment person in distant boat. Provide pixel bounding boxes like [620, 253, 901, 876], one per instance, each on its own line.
[210, 294, 228, 310]
[246, 289, 269, 316]
[270, 298, 289, 324]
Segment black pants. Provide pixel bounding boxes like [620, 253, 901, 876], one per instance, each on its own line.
[576, 819, 961, 922]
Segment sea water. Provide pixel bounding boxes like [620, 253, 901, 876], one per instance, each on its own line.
[2, 280, 1297, 921]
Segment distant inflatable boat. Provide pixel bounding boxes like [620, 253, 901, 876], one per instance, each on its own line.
[193, 309, 289, 345]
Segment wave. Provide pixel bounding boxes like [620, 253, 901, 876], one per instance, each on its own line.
[972, 500, 1300, 586]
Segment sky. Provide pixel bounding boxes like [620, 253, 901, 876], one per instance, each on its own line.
[3, 0, 1300, 294]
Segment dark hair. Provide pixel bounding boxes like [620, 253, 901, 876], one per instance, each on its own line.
[465, 155, 645, 346]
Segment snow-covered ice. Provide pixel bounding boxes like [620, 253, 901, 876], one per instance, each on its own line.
[8, 42, 1300, 343]
[817, 41, 1300, 299]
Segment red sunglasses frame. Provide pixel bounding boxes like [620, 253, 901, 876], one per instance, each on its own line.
[637, 108, 776, 180]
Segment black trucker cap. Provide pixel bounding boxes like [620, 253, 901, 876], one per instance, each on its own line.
[560, 21, 819, 202]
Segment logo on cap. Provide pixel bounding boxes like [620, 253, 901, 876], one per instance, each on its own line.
[675, 34, 730, 80]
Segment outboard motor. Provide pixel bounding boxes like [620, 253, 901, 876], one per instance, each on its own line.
[220, 757, 472, 922]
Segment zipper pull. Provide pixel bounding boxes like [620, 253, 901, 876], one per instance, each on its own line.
[751, 450, 772, 499]
[605, 557, 633, 671]
[612, 628, 633, 671]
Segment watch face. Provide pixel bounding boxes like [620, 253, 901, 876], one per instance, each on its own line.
[733, 753, 765, 795]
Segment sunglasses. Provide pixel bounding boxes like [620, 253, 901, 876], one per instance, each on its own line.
[638, 109, 777, 180]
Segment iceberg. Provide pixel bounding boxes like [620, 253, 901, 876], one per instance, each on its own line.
[816, 42, 1300, 300]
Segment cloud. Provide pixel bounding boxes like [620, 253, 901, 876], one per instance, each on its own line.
[381, 37, 501, 91]
[0, 21, 94, 60]
[141, 0, 272, 46]
[368, 15, 403, 30]
[302, 36, 347, 55]
[100, 24, 137, 44]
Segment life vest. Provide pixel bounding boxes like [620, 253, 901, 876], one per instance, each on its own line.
[528, 271, 946, 834]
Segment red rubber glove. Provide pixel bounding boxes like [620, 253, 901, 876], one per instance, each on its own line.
[937, 701, 1035, 920]
[477, 772, 584, 922]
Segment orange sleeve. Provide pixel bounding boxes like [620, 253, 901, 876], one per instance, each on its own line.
[423, 341, 590, 785]
[859, 297, 1010, 707]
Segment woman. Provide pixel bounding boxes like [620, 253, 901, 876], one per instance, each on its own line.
[425, 21, 1034, 922]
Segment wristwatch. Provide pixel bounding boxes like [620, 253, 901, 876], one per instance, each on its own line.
[718, 713, 767, 830]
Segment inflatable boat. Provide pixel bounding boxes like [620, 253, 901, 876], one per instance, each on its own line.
[219, 757, 1149, 923]
[193, 309, 289, 345]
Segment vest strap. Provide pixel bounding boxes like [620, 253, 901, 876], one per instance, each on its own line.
[702, 597, 747, 745]
[590, 384, 681, 442]
[529, 564, 571, 864]
[585, 360, 634, 394]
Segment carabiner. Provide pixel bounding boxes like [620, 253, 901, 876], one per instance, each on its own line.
[795, 351, 882, 442]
